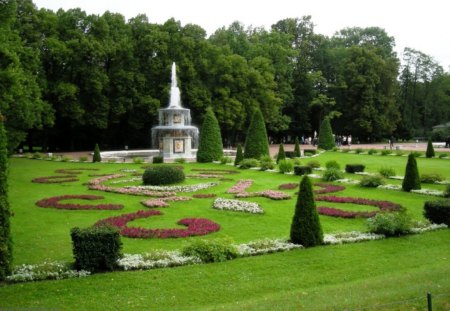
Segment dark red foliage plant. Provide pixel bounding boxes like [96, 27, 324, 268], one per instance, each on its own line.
[36, 195, 123, 210]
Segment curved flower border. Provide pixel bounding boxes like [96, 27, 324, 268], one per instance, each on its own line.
[32, 168, 100, 184]
[140, 196, 192, 208]
[95, 210, 220, 238]
[36, 195, 123, 210]
[213, 197, 264, 214]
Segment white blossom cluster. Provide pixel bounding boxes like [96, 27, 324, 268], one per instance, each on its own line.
[213, 197, 264, 214]
[110, 177, 142, 184]
[306, 174, 322, 179]
[377, 184, 402, 190]
[410, 223, 448, 234]
[323, 231, 385, 245]
[237, 239, 302, 256]
[411, 189, 445, 196]
[335, 178, 360, 184]
[117, 251, 200, 271]
[126, 182, 218, 193]
[6, 261, 90, 283]
[388, 176, 404, 180]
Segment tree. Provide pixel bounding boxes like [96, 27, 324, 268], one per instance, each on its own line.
[318, 117, 335, 150]
[0, 115, 12, 280]
[290, 175, 323, 247]
[243, 109, 269, 159]
[93, 143, 101, 162]
[402, 153, 421, 192]
[196, 107, 223, 162]
[276, 144, 286, 163]
[293, 137, 301, 157]
[234, 144, 243, 166]
[425, 137, 435, 158]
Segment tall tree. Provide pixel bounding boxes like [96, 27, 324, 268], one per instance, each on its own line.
[243, 108, 269, 159]
[196, 107, 223, 162]
[318, 117, 335, 150]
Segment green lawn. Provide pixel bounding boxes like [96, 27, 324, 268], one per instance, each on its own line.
[1, 152, 449, 310]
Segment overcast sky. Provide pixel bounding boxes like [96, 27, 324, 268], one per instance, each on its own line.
[33, 0, 450, 70]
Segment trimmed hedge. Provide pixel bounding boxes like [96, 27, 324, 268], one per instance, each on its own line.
[318, 117, 335, 150]
[196, 108, 223, 163]
[143, 166, 185, 185]
[294, 165, 312, 176]
[425, 137, 435, 158]
[276, 144, 286, 163]
[234, 144, 244, 166]
[93, 143, 101, 163]
[182, 239, 238, 263]
[293, 137, 301, 157]
[424, 200, 450, 225]
[345, 164, 365, 173]
[402, 153, 421, 192]
[153, 156, 164, 164]
[244, 109, 269, 159]
[71, 226, 122, 272]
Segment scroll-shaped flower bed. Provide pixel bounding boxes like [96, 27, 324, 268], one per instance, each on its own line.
[316, 195, 402, 218]
[36, 195, 123, 210]
[95, 210, 220, 238]
[32, 168, 99, 184]
[141, 196, 192, 208]
[213, 198, 264, 214]
[227, 180, 291, 200]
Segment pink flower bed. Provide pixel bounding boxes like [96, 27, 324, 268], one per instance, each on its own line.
[95, 210, 220, 238]
[317, 207, 377, 218]
[36, 194, 123, 210]
[278, 183, 298, 190]
[227, 180, 254, 194]
[313, 183, 346, 194]
[140, 196, 192, 208]
[229, 179, 291, 200]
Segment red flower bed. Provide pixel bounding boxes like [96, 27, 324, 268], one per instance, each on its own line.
[278, 183, 298, 190]
[317, 207, 377, 218]
[32, 175, 79, 183]
[55, 168, 99, 175]
[193, 193, 217, 198]
[95, 210, 220, 238]
[36, 195, 123, 210]
[313, 183, 346, 194]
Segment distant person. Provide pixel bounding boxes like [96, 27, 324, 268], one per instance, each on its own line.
[446, 135, 450, 148]
[389, 136, 395, 149]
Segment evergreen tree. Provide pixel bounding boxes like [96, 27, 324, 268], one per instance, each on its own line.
[234, 143, 244, 166]
[0, 115, 12, 280]
[318, 117, 335, 150]
[293, 137, 301, 157]
[425, 137, 435, 158]
[276, 144, 286, 163]
[244, 109, 269, 159]
[93, 144, 101, 163]
[290, 175, 323, 247]
[402, 153, 421, 192]
[196, 107, 223, 162]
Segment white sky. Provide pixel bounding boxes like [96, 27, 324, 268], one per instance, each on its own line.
[33, 0, 450, 70]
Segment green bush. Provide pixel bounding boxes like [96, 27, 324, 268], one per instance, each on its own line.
[380, 150, 391, 156]
[345, 164, 365, 173]
[32, 152, 43, 159]
[341, 149, 351, 153]
[439, 153, 448, 159]
[294, 165, 312, 176]
[152, 156, 164, 164]
[445, 185, 450, 198]
[142, 166, 185, 185]
[360, 175, 385, 187]
[239, 158, 259, 169]
[379, 167, 396, 178]
[61, 156, 71, 162]
[107, 158, 117, 163]
[93, 144, 101, 163]
[234, 144, 244, 166]
[196, 107, 223, 163]
[290, 176, 323, 247]
[425, 137, 435, 158]
[276, 144, 286, 163]
[411, 151, 422, 158]
[366, 211, 412, 237]
[181, 239, 238, 263]
[132, 157, 144, 164]
[395, 150, 404, 156]
[278, 159, 294, 173]
[303, 149, 316, 155]
[220, 156, 232, 164]
[292, 158, 301, 166]
[368, 149, 377, 155]
[317, 117, 335, 150]
[423, 200, 450, 225]
[306, 160, 320, 169]
[355, 148, 363, 154]
[71, 226, 122, 272]
[402, 154, 421, 192]
[244, 109, 269, 159]
[293, 137, 301, 157]
[322, 168, 344, 181]
[420, 173, 445, 184]
[259, 155, 275, 171]
[325, 160, 340, 170]
[174, 158, 186, 164]
[78, 156, 88, 162]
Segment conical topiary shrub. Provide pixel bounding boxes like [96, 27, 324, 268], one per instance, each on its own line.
[293, 137, 301, 157]
[276, 144, 286, 163]
[0, 116, 12, 280]
[290, 175, 323, 247]
[196, 107, 224, 163]
[234, 144, 244, 166]
[402, 153, 421, 192]
[425, 137, 435, 158]
[93, 144, 101, 163]
[318, 117, 335, 150]
[244, 109, 269, 159]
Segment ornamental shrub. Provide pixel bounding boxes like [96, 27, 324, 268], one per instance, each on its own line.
[132, 157, 144, 164]
[402, 154, 421, 192]
[290, 176, 323, 247]
[276, 144, 286, 163]
[244, 109, 269, 159]
[325, 160, 340, 170]
[220, 156, 232, 164]
[293, 137, 301, 157]
[278, 159, 294, 173]
[153, 156, 164, 164]
[420, 173, 445, 184]
[294, 165, 312, 176]
[424, 200, 450, 225]
[355, 148, 363, 154]
[379, 167, 396, 178]
[380, 150, 391, 156]
[174, 158, 186, 164]
[196, 107, 223, 162]
[93, 144, 101, 163]
[360, 175, 385, 187]
[239, 158, 259, 169]
[234, 144, 244, 166]
[366, 211, 412, 237]
[345, 164, 365, 173]
[445, 185, 450, 198]
[318, 117, 335, 150]
[142, 166, 185, 185]
[181, 239, 238, 263]
[306, 160, 320, 169]
[259, 155, 275, 171]
[425, 137, 435, 158]
[0, 117, 12, 281]
[439, 153, 448, 159]
[303, 149, 317, 155]
[368, 149, 377, 155]
[71, 225, 122, 272]
[322, 168, 344, 181]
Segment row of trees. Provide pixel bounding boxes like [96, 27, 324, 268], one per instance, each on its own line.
[1, 0, 449, 152]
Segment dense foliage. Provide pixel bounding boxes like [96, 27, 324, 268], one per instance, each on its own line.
[181, 239, 238, 263]
[317, 117, 335, 150]
[425, 137, 435, 158]
[276, 144, 286, 163]
[293, 137, 301, 157]
[142, 166, 185, 185]
[423, 200, 450, 225]
[244, 109, 269, 159]
[366, 211, 412, 236]
[234, 144, 243, 166]
[196, 108, 223, 162]
[345, 164, 365, 173]
[402, 154, 421, 192]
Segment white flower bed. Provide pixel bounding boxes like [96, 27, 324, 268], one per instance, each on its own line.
[237, 239, 302, 256]
[355, 171, 376, 176]
[323, 231, 385, 245]
[410, 223, 448, 234]
[110, 177, 142, 184]
[307, 173, 322, 179]
[117, 251, 200, 271]
[388, 175, 404, 180]
[411, 189, 445, 197]
[213, 197, 264, 214]
[6, 261, 90, 283]
[335, 178, 360, 184]
[378, 184, 402, 190]
[126, 182, 218, 193]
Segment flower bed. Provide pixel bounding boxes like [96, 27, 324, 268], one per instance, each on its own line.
[55, 168, 99, 175]
[140, 196, 192, 208]
[6, 261, 90, 283]
[278, 183, 298, 190]
[191, 169, 239, 175]
[228, 180, 291, 200]
[313, 183, 346, 194]
[237, 239, 302, 256]
[127, 182, 218, 193]
[323, 231, 385, 244]
[32, 175, 79, 183]
[95, 210, 220, 238]
[193, 193, 217, 199]
[213, 197, 263, 214]
[117, 251, 201, 271]
[36, 195, 123, 210]
[227, 179, 253, 194]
